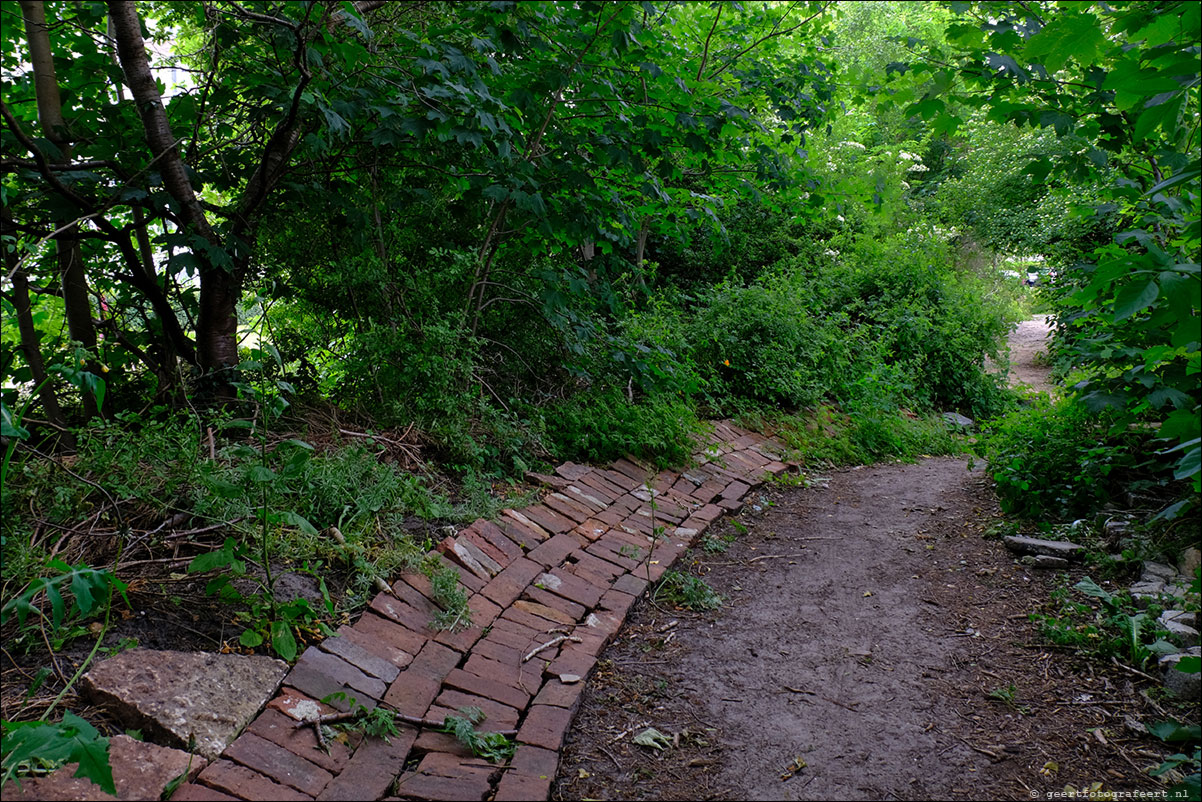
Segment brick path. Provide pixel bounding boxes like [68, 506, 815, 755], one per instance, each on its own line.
[171, 422, 794, 802]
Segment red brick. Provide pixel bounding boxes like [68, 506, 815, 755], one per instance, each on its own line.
[319, 636, 400, 683]
[294, 646, 387, 701]
[512, 598, 576, 626]
[581, 609, 624, 640]
[524, 470, 569, 490]
[525, 532, 582, 569]
[443, 668, 530, 710]
[268, 688, 339, 722]
[481, 557, 543, 607]
[248, 708, 356, 774]
[474, 520, 525, 561]
[500, 605, 564, 636]
[392, 572, 441, 607]
[432, 593, 500, 652]
[598, 587, 638, 618]
[494, 771, 551, 801]
[718, 496, 744, 512]
[478, 625, 537, 654]
[532, 679, 585, 712]
[286, 662, 376, 713]
[500, 509, 552, 546]
[521, 504, 575, 535]
[585, 542, 641, 573]
[568, 551, 623, 582]
[352, 611, 427, 656]
[553, 461, 592, 481]
[394, 753, 494, 802]
[691, 503, 725, 524]
[196, 760, 309, 801]
[534, 569, 604, 608]
[576, 471, 628, 500]
[546, 646, 596, 680]
[413, 728, 474, 758]
[568, 628, 610, 657]
[690, 479, 726, 504]
[433, 689, 521, 730]
[609, 458, 651, 484]
[463, 653, 543, 694]
[611, 573, 648, 597]
[599, 468, 641, 491]
[542, 492, 594, 522]
[763, 460, 789, 475]
[459, 524, 513, 568]
[370, 593, 436, 634]
[720, 479, 751, 500]
[224, 732, 333, 796]
[563, 483, 611, 509]
[441, 536, 503, 580]
[563, 560, 613, 593]
[431, 554, 487, 593]
[382, 641, 460, 716]
[170, 784, 239, 801]
[516, 704, 574, 752]
[593, 506, 626, 526]
[488, 615, 544, 645]
[520, 587, 586, 621]
[573, 518, 611, 542]
[472, 635, 523, 666]
[334, 624, 414, 670]
[316, 728, 416, 801]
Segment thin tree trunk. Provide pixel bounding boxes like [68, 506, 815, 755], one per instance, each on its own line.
[21, 0, 100, 418]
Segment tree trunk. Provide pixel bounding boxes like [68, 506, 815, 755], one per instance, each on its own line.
[108, 0, 240, 381]
[21, 0, 100, 418]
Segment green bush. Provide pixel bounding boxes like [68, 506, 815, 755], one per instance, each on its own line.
[541, 386, 699, 469]
[978, 397, 1133, 519]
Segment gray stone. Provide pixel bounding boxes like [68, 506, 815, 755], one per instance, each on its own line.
[1141, 561, 1177, 582]
[82, 649, 287, 760]
[0, 733, 205, 801]
[1020, 554, 1070, 569]
[1160, 648, 1201, 700]
[941, 411, 975, 429]
[1103, 519, 1130, 538]
[1179, 547, 1200, 578]
[1130, 579, 1165, 607]
[1161, 609, 1198, 630]
[1002, 535, 1084, 560]
[1163, 620, 1201, 648]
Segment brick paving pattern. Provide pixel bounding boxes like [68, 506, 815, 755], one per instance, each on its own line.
[173, 422, 793, 801]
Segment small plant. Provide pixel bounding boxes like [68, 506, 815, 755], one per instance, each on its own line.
[619, 544, 642, 560]
[701, 532, 734, 553]
[1033, 577, 1176, 667]
[654, 570, 721, 611]
[0, 713, 114, 794]
[985, 684, 1031, 715]
[1147, 718, 1201, 799]
[439, 707, 516, 763]
[425, 562, 471, 632]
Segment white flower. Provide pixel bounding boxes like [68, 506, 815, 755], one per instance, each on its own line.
[907, 163, 928, 172]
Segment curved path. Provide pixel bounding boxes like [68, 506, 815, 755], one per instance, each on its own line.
[167, 423, 796, 801]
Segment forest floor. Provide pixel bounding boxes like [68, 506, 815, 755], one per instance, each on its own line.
[552, 317, 1191, 801]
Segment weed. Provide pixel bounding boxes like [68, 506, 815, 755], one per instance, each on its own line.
[439, 707, 516, 763]
[654, 571, 722, 611]
[985, 684, 1031, 715]
[701, 533, 734, 554]
[424, 561, 471, 632]
[619, 544, 642, 560]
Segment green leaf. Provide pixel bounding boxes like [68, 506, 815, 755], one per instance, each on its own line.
[1, 402, 31, 440]
[278, 511, 318, 535]
[1022, 12, 1105, 72]
[1111, 280, 1159, 322]
[1072, 577, 1115, 606]
[1147, 721, 1202, 742]
[240, 629, 264, 648]
[188, 538, 237, 573]
[62, 713, 115, 795]
[271, 620, 298, 661]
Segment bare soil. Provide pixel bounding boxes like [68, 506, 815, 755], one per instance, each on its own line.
[1007, 315, 1056, 395]
[554, 320, 1193, 801]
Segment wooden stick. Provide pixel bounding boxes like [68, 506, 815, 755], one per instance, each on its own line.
[748, 552, 808, 564]
[522, 634, 581, 663]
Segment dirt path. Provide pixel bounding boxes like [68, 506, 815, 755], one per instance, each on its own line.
[553, 322, 1181, 801]
[1008, 315, 1055, 395]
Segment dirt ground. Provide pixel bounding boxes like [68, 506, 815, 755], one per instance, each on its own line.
[553, 320, 1193, 801]
[1007, 315, 1056, 396]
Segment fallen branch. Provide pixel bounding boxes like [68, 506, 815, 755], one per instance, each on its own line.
[522, 634, 581, 663]
[748, 553, 808, 564]
[293, 709, 517, 738]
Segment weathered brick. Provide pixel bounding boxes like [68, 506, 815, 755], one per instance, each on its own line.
[443, 668, 530, 710]
[575, 471, 628, 500]
[720, 479, 751, 500]
[334, 624, 414, 670]
[444, 536, 503, 580]
[568, 551, 623, 582]
[196, 759, 309, 801]
[532, 678, 585, 712]
[285, 662, 376, 713]
[370, 593, 435, 634]
[224, 732, 333, 796]
[520, 587, 586, 622]
[474, 520, 524, 562]
[718, 496, 744, 512]
[593, 506, 626, 527]
[294, 646, 387, 701]
[500, 605, 564, 635]
[431, 554, 486, 593]
[562, 560, 613, 593]
[494, 771, 551, 802]
[268, 688, 338, 722]
[521, 504, 575, 535]
[247, 707, 356, 774]
[572, 519, 611, 542]
[581, 609, 624, 640]
[394, 752, 494, 802]
[526, 532, 583, 569]
[542, 492, 594, 523]
[585, 542, 641, 573]
[599, 468, 641, 492]
[563, 483, 610, 509]
[316, 728, 416, 802]
[413, 728, 473, 758]
[609, 458, 651, 484]
[392, 571, 442, 608]
[320, 635, 401, 683]
[488, 615, 544, 645]
[472, 635, 525, 665]
[544, 647, 596, 681]
[524, 470, 569, 490]
[516, 704, 574, 752]
[432, 593, 500, 653]
[611, 573, 648, 597]
[477, 625, 536, 655]
[352, 611, 427, 656]
[690, 480, 726, 504]
[500, 509, 552, 546]
[534, 570, 604, 609]
[512, 598, 576, 627]
[598, 587, 639, 618]
[433, 689, 521, 730]
[170, 783, 239, 801]
[763, 460, 789, 476]
[691, 503, 725, 524]
[462, 653, 543, 694]
[553, 461, 592, 481]
[382, 641, 460, 716]
[459, 524, 513, 569]
[480, 557, 543, 608]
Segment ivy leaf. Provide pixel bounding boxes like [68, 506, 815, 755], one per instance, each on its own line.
[271, 620, 298, 661]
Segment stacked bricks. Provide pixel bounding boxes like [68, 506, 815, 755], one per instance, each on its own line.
[172, 421, 794, 802]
